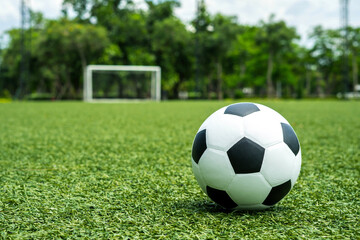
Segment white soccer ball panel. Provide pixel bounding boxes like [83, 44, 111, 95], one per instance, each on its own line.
[243, 111, 283, 148]
[234, 204, 270, 211]
[260, 142, 295, 187]
[291, 149, 302, 187]
[206, 114, 245, 151]
[254, 103, 289, 124]
[198, 107, 227, 132]
[192, 158, 207, 194]
[198, 148, 235, 190]
[227, 173, 272, 205]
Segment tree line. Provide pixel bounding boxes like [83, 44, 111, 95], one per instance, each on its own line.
[0, 0, 359, 100]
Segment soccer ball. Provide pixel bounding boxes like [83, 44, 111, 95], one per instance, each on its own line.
[191, 102, 301, 210]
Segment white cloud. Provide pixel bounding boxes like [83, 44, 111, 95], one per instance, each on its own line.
[31, 0, 63, 19]
[0, 1, 18, 22]
[175, 0, 196, 23]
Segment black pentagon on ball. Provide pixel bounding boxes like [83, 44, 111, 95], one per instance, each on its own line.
[206, 186, 237, 209]
[281, 123, 300, 156]
[227, 137, 265, 174]
[224, 102, 260, 117]
[192, 129, 207, 164]
[262, 180, 292, 206]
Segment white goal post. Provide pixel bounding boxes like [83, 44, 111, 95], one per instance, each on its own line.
[84, 65, 161, 102]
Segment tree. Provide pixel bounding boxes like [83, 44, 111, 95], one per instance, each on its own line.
[63, 0, 149, 65]
[192, 0, 211, 97]
[257, 15, 299, 97]
[62, 0, 88, 21]
[348, 27, 360, 91]
[309, 26, 341, 96]
[1, 0, 352, 100]
[225, 26, 260, 97]
[193, 12, 239, 99]
[0, 29, 23, 96]
[151, 17, 193, 98]
[209, 14, 239, 99]
[35, 19, 109, 98]
[145, 0, 180, 33]
[0, 11, 47, 97]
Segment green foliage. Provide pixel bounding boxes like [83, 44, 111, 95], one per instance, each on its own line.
[98, 43, 123, 64]
[225, 26, 262, 95]
[151, 16, 193, 97]
[1, 0, 360, 99]
[0, 101, 359, 238]
[35, 19, 109, 99]
[0, 17, 109, 99]
[0, 89, 11, 99]
[256, 14, 299, 97]
[309, 26, 344, 96]
[257, 15, 299, 55]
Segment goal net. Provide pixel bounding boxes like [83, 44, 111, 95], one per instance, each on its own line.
[84, 65, 161, 102]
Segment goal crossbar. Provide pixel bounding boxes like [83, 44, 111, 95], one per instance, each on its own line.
[84, 65, 161, 102]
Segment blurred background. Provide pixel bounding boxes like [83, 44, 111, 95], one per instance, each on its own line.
[0, 0, 359, 100]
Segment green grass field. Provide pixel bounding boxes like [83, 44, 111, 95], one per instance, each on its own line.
[0, 100, 359, 239]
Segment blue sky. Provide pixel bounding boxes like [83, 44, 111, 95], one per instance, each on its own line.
[1, 0, 360, 46]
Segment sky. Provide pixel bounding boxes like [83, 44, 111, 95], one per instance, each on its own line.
[1, 0, 360, 46]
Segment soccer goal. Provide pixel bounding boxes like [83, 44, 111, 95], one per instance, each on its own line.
[83, 65, 161, 102]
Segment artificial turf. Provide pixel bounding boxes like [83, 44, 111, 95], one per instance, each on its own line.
[0, 100, 359, 239]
